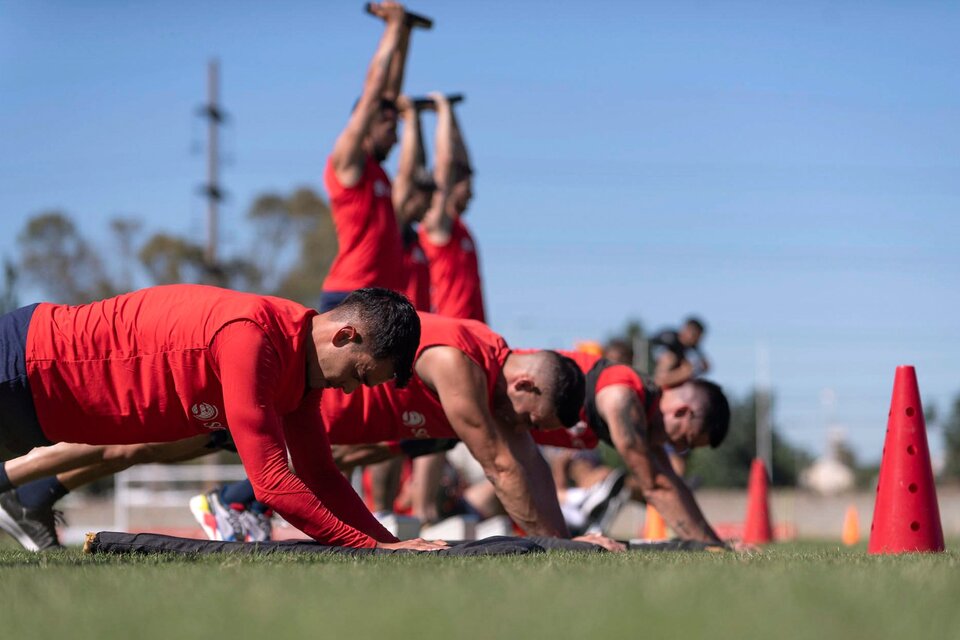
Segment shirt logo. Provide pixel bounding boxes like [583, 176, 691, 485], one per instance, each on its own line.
[460, 237, 474, 252]
[402, 411, 426, 427]
[374, 180, 391, 198]
[191, 402, 219, 422]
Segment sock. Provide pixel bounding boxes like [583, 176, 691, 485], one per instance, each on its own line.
[219, 479, 256, 506]
[249, 500, 270, 515]
[0, 462, 13, 493]
[15, 477, 69, 511]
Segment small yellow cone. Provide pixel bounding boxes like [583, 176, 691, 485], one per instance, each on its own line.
[842, 504, 860, 546]
[643, 504, 667, 540]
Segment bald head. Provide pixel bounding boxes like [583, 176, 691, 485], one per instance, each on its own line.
[678, 379, 730, 448]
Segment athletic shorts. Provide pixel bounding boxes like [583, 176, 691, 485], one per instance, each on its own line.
[319, 290, 353, 313]
[0, 304, 51, 460]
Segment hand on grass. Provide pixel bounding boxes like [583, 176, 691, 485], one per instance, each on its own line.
[572, 533, 626, 552]
[377, 537, 449, 551]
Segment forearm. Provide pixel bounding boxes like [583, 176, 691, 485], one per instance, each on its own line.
[654, 361, 695, 388]
[621, 448, 720, 543]
[365, 20, 403, 103]
[383, 25, 410, 101]
[485, 451, 569, 538]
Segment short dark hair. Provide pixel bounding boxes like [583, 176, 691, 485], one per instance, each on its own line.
[542, 351, 586, 428]
[333, 288, 420, 388]
[412, 166, 437, 193]
[451, 161, 473, 184]
[684, 316, 706, 334]
[690, 379, 730, 448]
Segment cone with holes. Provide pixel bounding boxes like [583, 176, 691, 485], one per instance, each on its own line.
[643, 504, 667, 540]
[742, 458, 773, 544]
[868, 365, 944, 554]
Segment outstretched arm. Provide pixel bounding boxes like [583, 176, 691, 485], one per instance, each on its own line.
[416, 346, 569, 537]
[331, 1, 406, 188]
[597, 385, 722, 543]
[392, 96, 421, 216]
[421, 94, 455, 243]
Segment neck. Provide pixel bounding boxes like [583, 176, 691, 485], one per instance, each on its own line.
[305, 316, 327, 389]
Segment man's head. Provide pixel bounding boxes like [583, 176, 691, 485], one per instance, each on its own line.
[603, 339, 634, 365]
[504, 351, 585, 430]
[361, 98, 399, 162]
[658, 379, 730, 452]
[398, 166, 436, 224]
[315, 288, 420, 393]
[678, 316, 706, 348]
[448, 162, 473, 216]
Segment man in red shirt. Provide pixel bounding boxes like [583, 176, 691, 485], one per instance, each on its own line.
[0, 285, 443, 551]
[539, 350, 730, 545]
[418, 93, 484, 321]
[321, 1, 419, 311]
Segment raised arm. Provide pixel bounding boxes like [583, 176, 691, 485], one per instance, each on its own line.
[654, 350, 696, 388]
[392, 96, 421, 216]
[421, 94, 455, 242]
[331, 1, 406, 188]
[596, 385, 723, 544]
[383, 16, 411, 102]
[416, 346, 569, 537]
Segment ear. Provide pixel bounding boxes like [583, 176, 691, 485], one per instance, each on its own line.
[673, 403, 692, 419]
[513, 378, 538, 394]
[332, 326, 358, 347]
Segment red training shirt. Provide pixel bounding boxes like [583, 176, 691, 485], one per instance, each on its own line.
[401, 227, 431, 311]
[323, 155, 405, 293]
[419, 218, 485, 321]
[318, 312, 509, 443]
[26, 285, 393, 548]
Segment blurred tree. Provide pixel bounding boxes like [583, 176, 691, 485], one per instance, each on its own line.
[686, 390, 813, 487]
[17, 211, 118, 304]
[109, 217, 143, 293]
[0, 259, 18, 313]
[939, 392, 960, 480]
[265, 187, 337, 305]
[138, 233, 208, 285]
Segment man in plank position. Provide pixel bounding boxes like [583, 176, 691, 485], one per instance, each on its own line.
[0, 312, 625, 550]
[0, 285, 442, 551]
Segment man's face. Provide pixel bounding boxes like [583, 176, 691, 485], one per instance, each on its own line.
[369, 108, 398, 162]
[507, 384, 564, 431]
[449, 177, 473, 215]
[322, 344, 396, 395]
[678, 324, 703, 348]
[660, 393, 710, 453]
[401, 188, 432, 223]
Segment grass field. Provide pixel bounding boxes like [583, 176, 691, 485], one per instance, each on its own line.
[3, 541, 960, 640]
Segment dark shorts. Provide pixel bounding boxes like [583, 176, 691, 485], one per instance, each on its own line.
[319, 290, 353, 313]
[0, 304, 51, 460]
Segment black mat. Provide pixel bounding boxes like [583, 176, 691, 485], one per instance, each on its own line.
[83, 532, 544, 557]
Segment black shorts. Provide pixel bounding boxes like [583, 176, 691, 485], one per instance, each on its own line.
[0, 304, 52, 460]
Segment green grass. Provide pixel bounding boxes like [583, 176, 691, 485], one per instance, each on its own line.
[3, 543, 960, 640]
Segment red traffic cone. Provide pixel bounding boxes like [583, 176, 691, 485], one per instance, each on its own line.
[868, 366, 944, 554]
[742, 458, 773, 544]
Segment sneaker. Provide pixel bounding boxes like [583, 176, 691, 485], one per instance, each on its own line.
[238, 509, 273, 542]
[0, 488, 65, 552]
[189, 491, 245, 542]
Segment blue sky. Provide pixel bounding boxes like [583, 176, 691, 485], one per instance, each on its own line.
[2, 1, 958, 462]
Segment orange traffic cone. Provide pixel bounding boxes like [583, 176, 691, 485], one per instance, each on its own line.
[742, 458, 773, 544]
[868, 366, 944, 554]
[643, 504, 667, 540]
[841, 504, 860, 546]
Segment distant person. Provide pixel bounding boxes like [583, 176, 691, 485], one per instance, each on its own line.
[418, 93, 484, 321]
[0, 285, 444, 551]
[603, 339, 634, 366]
[650, 317, 709, 388]
[320, 1, 417, 312]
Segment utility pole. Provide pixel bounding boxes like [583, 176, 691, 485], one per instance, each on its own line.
[756, 341, 773, 482]
[198, 59, 226, 268]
